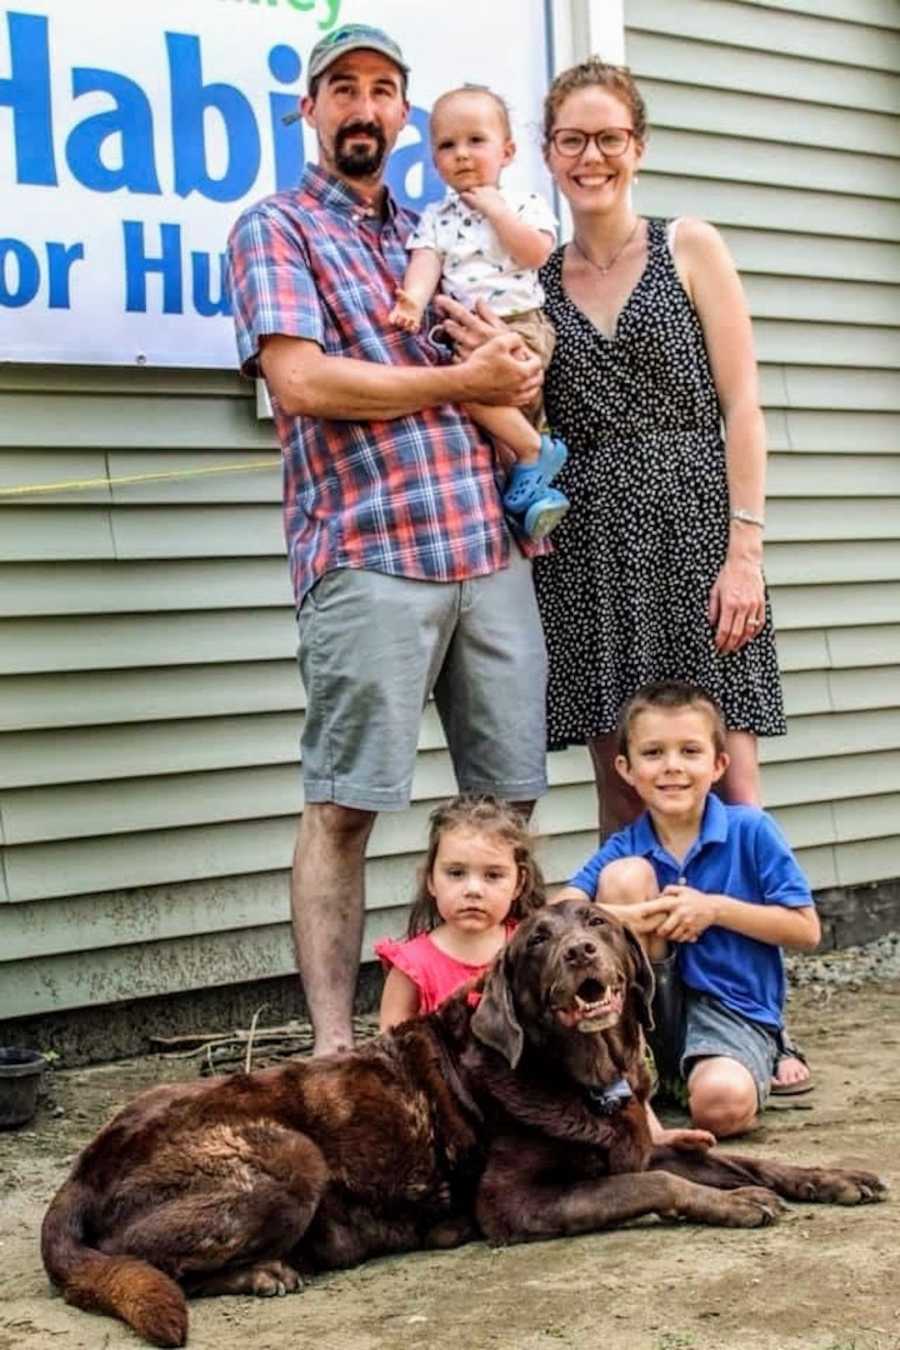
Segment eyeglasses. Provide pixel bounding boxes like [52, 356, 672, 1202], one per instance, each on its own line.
[549, 128, 635, 158]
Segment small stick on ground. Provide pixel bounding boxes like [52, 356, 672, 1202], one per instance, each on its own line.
[244, 1005, 268, 1075]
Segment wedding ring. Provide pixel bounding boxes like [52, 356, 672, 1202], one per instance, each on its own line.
[747, 618, 760, 628]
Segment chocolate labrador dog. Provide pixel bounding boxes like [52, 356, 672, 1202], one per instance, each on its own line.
[42, 899, 885, 1346]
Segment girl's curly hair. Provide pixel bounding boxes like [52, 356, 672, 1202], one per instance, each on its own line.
[406, 794, 546, 938]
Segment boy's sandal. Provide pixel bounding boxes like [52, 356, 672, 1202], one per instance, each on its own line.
[502, 435, 568, 513]
[771, 1032, 814, 1096]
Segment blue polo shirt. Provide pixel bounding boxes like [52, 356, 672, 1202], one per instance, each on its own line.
[569, 796, 814, 1029]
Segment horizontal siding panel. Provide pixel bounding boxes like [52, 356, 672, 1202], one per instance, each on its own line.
[772, 581, 900, 628]
[0, 451, 111, 505]
[0, 395, 275, 451]
[0, 610, 297, 675]
[768, 454, 900, 495]
[760, 368, 900, 411]
[0, 366, 248, 398]
[639, 173, 900, 242]
[649, 128, 900, 200]
[0, 450, 280, 507]
[0, 509, 115, 562]
[766, 411, 900, 452]
[834, 792, 900, 844]
[765, 541, 900, 585]
[737, 0, 900, 28]
[767, 500, 900, 540]
[0, 560, 291, 617]
[745, 277, 900, 328]
[0, 662, 303, 732]
[0, 506, 283, 562]
[773, 629, 830, 671]
[642, 78, 900, 156]
[754, 322, 900, 370]
[827, 623, 900, 666]
[627, 32, 900, 115]
[725, 230, 900, 285]
[0, 923, 297, 1018]
[629, 0, 900, 71]
[0, 711, 307, 788]
[761, 708, 900, 762]
[763, 747, 900, 805]
[835, 835, 900, 886]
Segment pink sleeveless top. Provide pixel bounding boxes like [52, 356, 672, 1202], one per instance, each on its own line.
[375, 928, 512, 1014]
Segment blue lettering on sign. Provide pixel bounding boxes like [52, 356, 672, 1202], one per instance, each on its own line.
[0, 236, 41, 306]
[0, 12, 56, 184]
[66, 67, 161, 194]
[0, 236, 85, 309]
[167, 33, 262, 202]
[0, 10, 448, 324]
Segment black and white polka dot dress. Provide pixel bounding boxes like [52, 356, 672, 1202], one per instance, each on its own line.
[533, 219, 786, 750]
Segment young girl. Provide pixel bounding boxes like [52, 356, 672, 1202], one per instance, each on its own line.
[388, 84, 569, 541]
[376, 794, 546, 1030]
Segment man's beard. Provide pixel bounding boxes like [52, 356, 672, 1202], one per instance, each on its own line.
[334, 120, 388, 178]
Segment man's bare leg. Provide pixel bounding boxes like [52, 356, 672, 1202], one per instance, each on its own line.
[292, 802, 376, 1056]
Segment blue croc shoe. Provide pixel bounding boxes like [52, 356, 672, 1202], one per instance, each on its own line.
[502, 435, 568, 515]
[523, 487, 569, 540]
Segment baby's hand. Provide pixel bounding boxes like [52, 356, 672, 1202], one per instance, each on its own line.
[459, 185, 507, 218]
[389, 289, 423, 333]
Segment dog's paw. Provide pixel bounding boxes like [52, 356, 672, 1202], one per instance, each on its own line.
[794, 1168, 889, 1206]
[721, 1186, 785, 1228]
[248, 1260, 304, 1297]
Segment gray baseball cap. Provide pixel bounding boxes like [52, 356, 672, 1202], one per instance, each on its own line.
[306, 24, 409, 92]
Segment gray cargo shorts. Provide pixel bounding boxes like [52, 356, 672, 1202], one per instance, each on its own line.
[296, 551, 548, 812]
[650, 956, 779, 1108]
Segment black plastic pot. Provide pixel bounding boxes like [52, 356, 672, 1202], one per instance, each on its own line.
[0, 1047, 46, 1128]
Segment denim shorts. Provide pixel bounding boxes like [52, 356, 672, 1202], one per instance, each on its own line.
[650, 956, 779, 1108]
[681, 989, 779, 1109]
[296, 552, 548, 812]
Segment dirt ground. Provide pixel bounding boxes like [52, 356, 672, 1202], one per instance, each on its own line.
[1, 982, 898, 1350]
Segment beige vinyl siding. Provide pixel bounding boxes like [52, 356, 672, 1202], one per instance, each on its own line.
[2, 0, 899, 1021]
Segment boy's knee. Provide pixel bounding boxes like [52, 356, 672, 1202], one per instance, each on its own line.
[597, 856, 657, 906]
[687, 1059, 758, 1139]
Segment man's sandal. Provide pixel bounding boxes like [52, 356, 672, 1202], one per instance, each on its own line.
[771, 1030, 814, 1096]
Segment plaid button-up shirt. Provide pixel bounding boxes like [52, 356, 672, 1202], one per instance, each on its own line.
[228, 164, 518, 609]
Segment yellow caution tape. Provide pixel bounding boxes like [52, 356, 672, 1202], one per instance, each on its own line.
[0, 458, 282, 500]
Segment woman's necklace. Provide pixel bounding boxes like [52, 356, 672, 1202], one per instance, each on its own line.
[572, 217, 642, 276]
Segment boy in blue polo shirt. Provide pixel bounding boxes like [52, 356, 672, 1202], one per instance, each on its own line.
[558, 680, 820, 1138]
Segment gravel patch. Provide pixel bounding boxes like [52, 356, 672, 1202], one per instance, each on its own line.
[787, 931, 900, 992]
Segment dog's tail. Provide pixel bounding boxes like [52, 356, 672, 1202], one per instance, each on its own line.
[41, 1177, 188, 1347]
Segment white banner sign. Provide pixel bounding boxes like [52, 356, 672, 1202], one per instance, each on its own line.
[0, 0, 551, 368]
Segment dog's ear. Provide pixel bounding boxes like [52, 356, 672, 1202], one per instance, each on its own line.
[623, 927, 655, 1034]
[471, 951, 524, 1069]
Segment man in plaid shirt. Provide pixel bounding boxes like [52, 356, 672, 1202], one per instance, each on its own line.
[228, 24, 549, 1055]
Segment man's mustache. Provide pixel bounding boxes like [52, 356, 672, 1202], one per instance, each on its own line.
[336, 121, 386, 151]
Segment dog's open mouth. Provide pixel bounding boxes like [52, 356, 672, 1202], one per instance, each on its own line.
[554, 978, 624, 1033]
